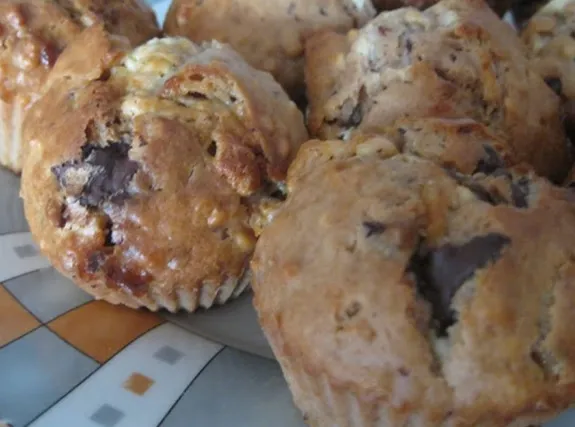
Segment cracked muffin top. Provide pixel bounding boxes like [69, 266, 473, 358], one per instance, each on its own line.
[252, 135, 575, 427]
[0, 0, 159, 172]
[521, 0, 575, 141]
[305, 0, 571, 182]
[0, 0, 159, 106]
[21, 27, 308, 312]
[164, 0, 376, 97]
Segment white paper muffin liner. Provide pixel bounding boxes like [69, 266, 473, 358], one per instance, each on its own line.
[0, 97, 24, 173]
[92, 269, 252, 313]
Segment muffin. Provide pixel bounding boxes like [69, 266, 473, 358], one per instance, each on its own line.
[252, 135, 575, 427]
[0, 0, 160, 173]
[372, 0, 513, 16]
[163, 0, 377, 97]
[521, 0, 575, 141]
[21, 27, 308, 312]
[305, 0, 571, 182]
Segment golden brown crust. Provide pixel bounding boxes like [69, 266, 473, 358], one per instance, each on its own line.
[522, 0, 575, 98]
[372, 0, 513, 15]
[163, 0, 376, 96]
[305, 0, 571, 182]
[0, 0, 160, 172]
[521, 0, 575, 151]
[253, 135, 575, 427]
[21, 30, 307, 312]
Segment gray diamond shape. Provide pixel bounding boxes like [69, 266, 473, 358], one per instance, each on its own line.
[13, 244, 38, 259]
[154, 345, 184, 365]
[89, 404, 124, 427]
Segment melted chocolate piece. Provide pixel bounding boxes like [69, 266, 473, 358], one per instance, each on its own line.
[86, 251, 107, 274]
[103, 260, 152, 297]
[447, 169, 504, 206]
[544, 77, 563, 97]
[363, 221, 387, 237]
[409, 233, 511, 335]
[52, 142, 138, 208]
[474, 145, 505, 175]
[511, 177, 530, 208]
[344, 103, 363, 127]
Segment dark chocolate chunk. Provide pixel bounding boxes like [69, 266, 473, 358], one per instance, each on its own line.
[544, 77, 563, 97]
[103, 260, 152, 297]
[474, 145, 505, 175]
[341, 87, 367, 128]
[409, 233, 511, 335]
[433, 67, 454, 83]
[40, 42, 60, 68]
[363, 221, 387, 237]
[344, 301, 362, 318]
[86, 251, 106, 274]
[511, 177, 530, 208]
[447, 169, 504, 206]
[52, 142, 138, 208]
[405, 38, 413, 53]
[378, 26, 390, 36]
[269, 189, 287, 201]
[344, 103, 363, 127]
[207, 140, 218, 157]
[103, 218, 114, 247]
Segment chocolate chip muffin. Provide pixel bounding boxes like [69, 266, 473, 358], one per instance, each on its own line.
[305, 0, 571, 182]
[0, 0, 160, 173]
[163, 0, 376, 98]
[521, 0, 575, 141]
[252, 135, 575, 427]
[373, 0, 513, 16]
[21, 28, 308, 312]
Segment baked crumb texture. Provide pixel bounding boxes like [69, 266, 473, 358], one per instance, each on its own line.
[0, 0, 160, 173]
[522, 0, 575, 146]
[305, 0, 571, 183]
[164, 0, 377, 97]
[253, 135, 575, 427]
[21, 28, 308, 312]
[252, 1, 575, 426]
[372, 0, 512, 15]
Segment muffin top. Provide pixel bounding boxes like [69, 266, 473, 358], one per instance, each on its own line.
[522, 0, 575, 98]
[164, 0, 376, 96]
[372, 0, 513, 16]
[21, 27, 307, 308]
[253, 135, 575, 426]
[0, 0, 159, 106]
[305, 0, 570, 182]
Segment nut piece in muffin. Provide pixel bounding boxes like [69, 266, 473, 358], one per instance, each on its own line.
[372, 0, 512, 16]
[305, 0, 571, 182]
[521, 0, 575, 141]
[0, 0, 160, 173]
[252, 135, 575, 427]
[163, 0, 377, 97]
[21, 27, 308, 312]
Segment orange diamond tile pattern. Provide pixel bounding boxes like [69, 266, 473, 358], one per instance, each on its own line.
[0, 285, 39, 347]
[123, 372, 155, 396]
[48, 300, 163, 363]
